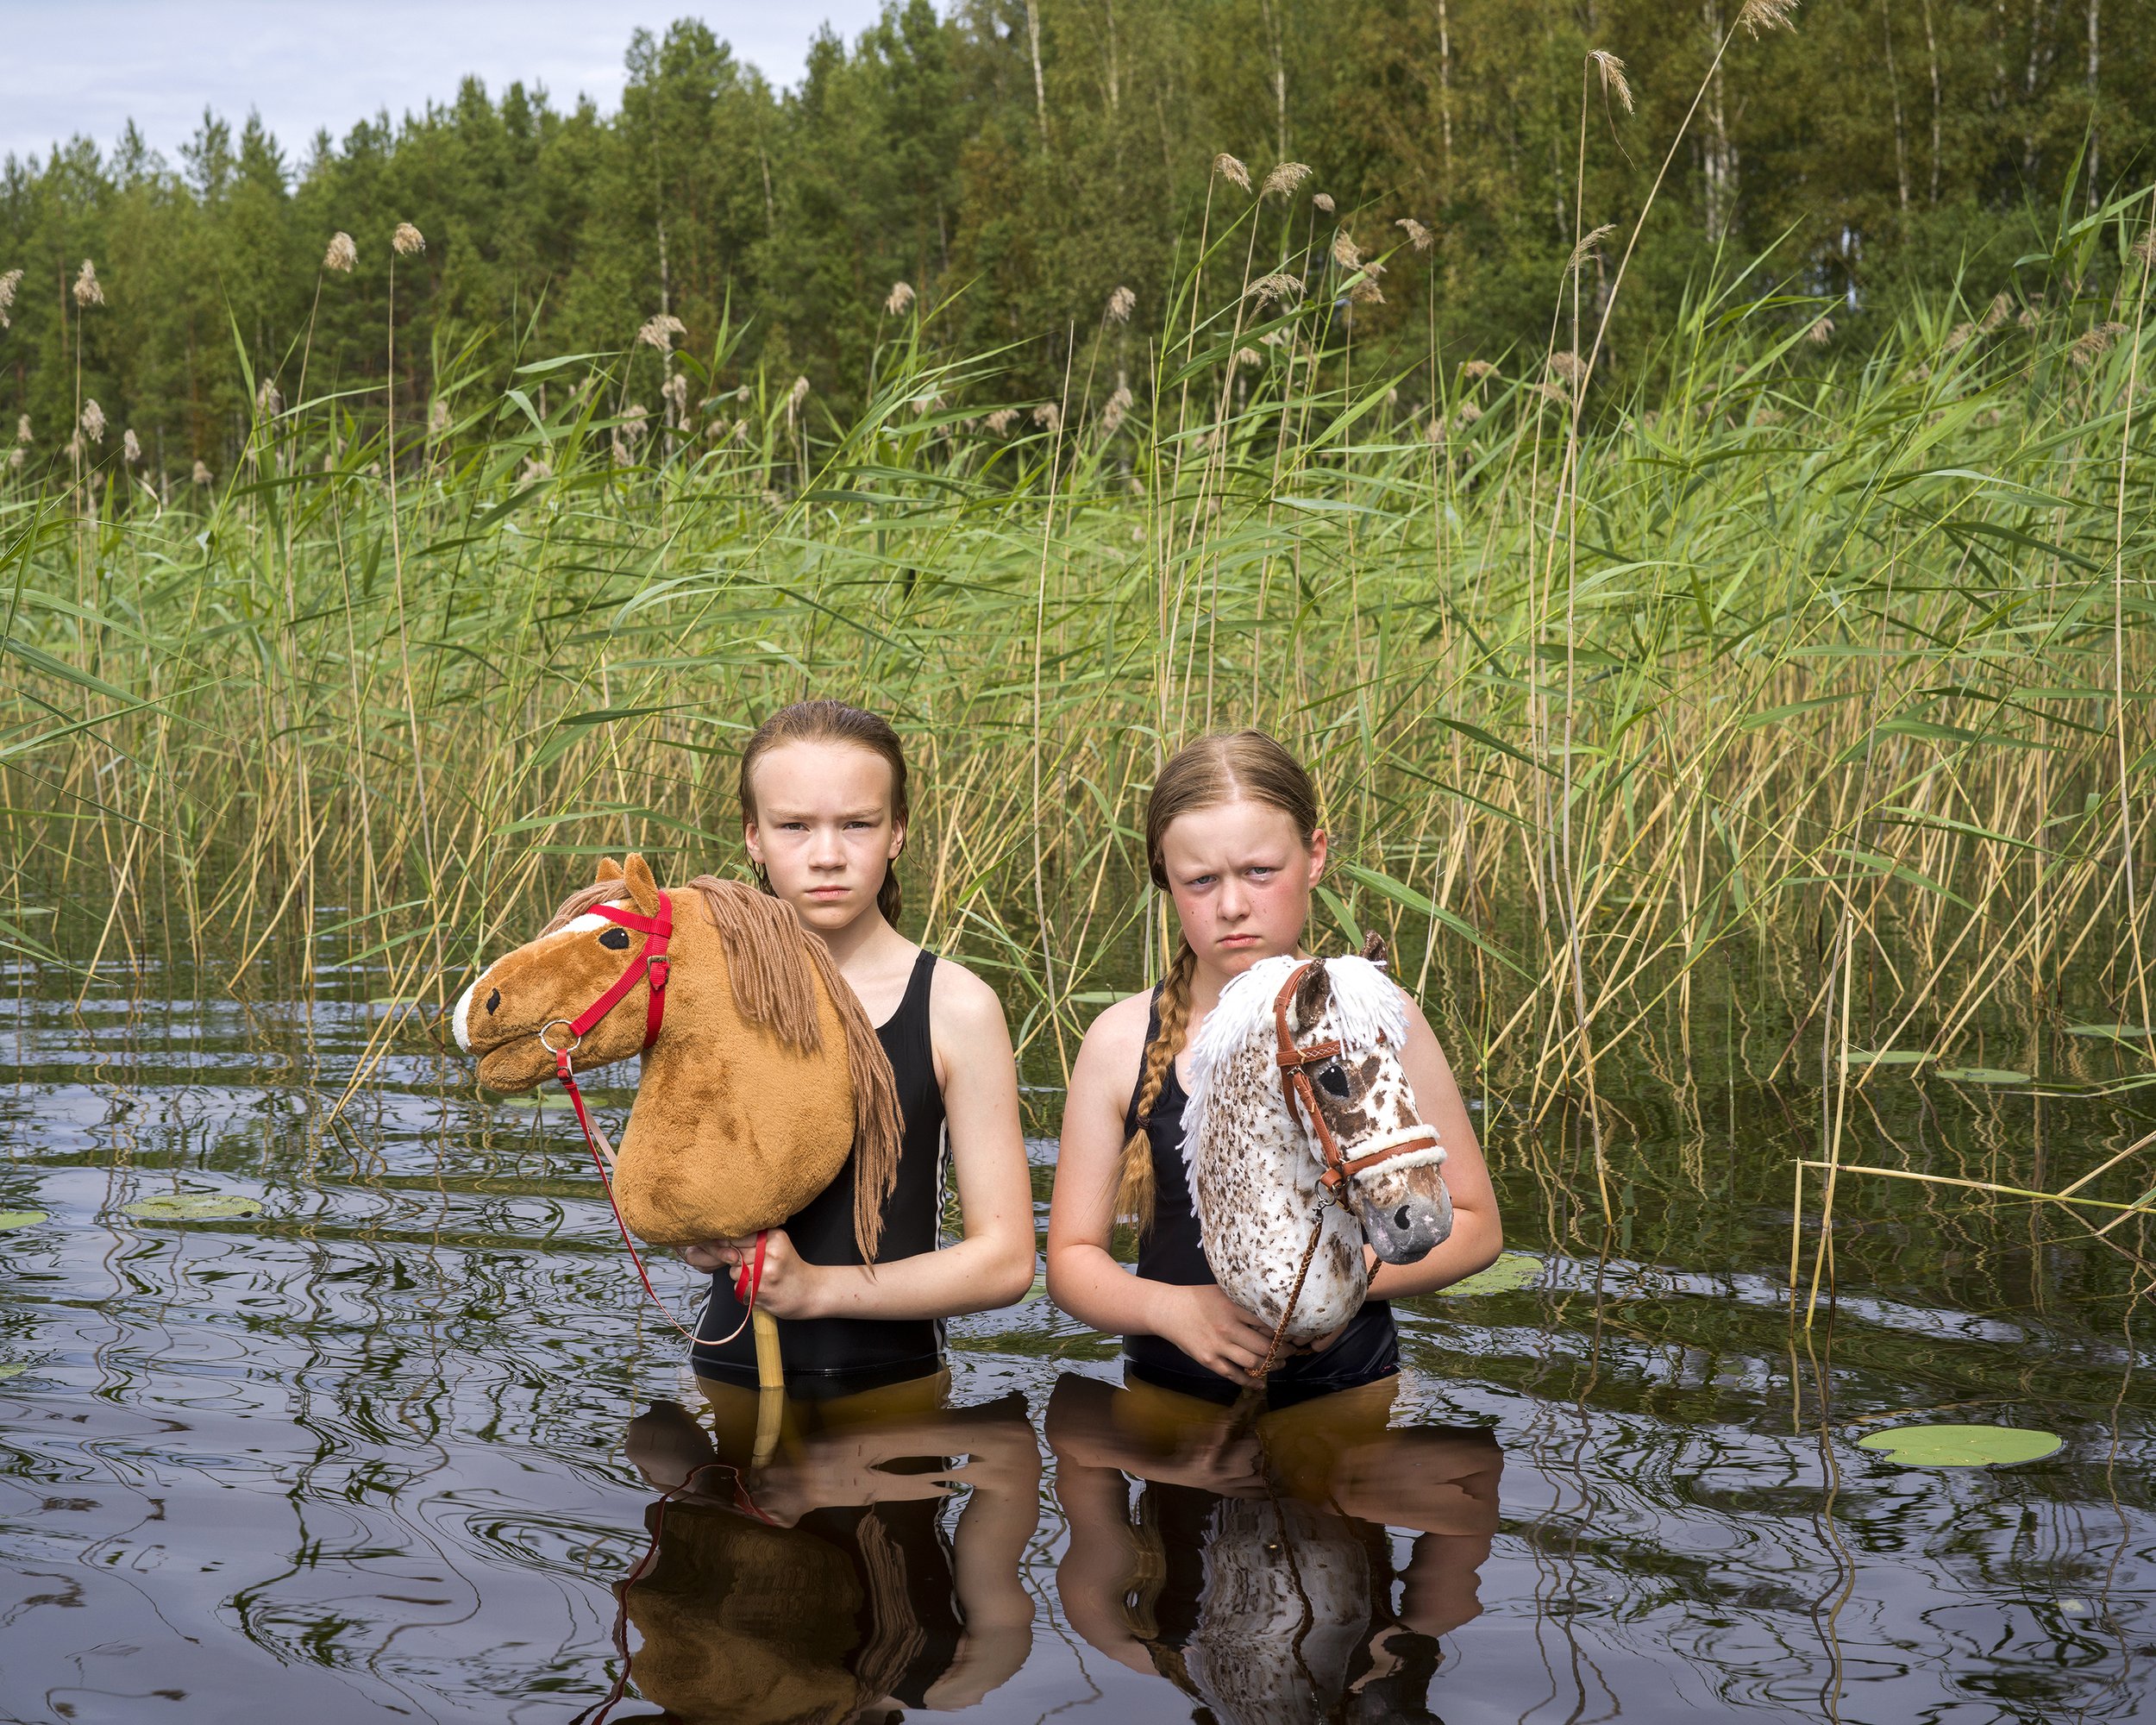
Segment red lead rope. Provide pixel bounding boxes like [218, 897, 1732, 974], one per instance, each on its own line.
[546, 894, 765, 1348]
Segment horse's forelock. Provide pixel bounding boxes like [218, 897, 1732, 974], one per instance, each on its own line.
[1182, 952, 1410, 1158]
[537, 881, 626, 936]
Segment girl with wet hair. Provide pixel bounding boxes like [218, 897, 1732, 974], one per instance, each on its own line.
[1046, 730, 1502, 1406]
[682, 699, 1035, 1399]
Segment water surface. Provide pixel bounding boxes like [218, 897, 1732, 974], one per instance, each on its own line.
[2, 978, 2151, 1722]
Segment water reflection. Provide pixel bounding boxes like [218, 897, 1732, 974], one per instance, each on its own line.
[611, 1377, 1038, 1722]
[1047, 1374, 1500, 1723]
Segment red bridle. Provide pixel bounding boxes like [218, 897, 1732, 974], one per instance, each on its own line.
[540, 894, 768, 1341]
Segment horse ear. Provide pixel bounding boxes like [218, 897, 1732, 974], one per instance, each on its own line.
[1292, 958, 1332, 1031]
[620, 853, 662, 915]
[593, 856, 624, 886]
[1362, 931, 1390, 969]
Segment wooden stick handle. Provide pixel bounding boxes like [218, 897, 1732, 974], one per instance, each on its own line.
[752, 1305, 783, 1392]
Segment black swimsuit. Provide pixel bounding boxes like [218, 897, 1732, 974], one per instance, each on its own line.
[693, 949, 947, 1396]
[1125, 988, 1399, 1408]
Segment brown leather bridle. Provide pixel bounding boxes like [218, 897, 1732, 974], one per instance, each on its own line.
[1271, 958, 1442, 1196]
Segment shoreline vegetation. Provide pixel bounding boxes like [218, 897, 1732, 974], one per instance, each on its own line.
[1, 9, 2152, 1266]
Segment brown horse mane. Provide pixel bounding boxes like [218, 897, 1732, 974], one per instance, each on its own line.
[539, 873, 903, 1261]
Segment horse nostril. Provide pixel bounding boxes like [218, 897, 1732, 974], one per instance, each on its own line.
[485, 988, 501, 1015]
[1395, 1206, 1413, 1229]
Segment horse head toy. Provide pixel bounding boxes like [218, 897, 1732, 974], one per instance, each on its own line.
[1182, 938, 1454, 1358]
[450, 854, 902, 1307]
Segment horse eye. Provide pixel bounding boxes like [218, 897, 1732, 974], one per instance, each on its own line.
[598, 926, 632, 950]
[1317, 1062, 1351, 1098]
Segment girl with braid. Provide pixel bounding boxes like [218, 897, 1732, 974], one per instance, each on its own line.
[1047, 731, 1502, 1407]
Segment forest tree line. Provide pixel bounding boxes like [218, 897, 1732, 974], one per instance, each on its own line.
[0, 0, 2147, 481]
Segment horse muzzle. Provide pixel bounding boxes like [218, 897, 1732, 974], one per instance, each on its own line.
[1353, 1170, 1455, 1264]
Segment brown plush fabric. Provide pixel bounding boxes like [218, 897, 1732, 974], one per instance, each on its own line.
[456, 855, 903, 1255]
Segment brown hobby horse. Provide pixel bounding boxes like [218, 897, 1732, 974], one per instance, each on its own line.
[451, 855, 902, 1346]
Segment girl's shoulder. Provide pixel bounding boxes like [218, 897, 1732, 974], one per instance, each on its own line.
[1072, 989, 1156, 1082]
[920, 950, 1010, 1038]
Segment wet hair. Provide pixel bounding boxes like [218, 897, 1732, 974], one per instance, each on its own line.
[738, 699, 911, 925]
[1117, 730, 1321, 1229]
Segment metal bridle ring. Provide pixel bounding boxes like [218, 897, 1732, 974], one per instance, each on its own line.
[538, 1019, 581, 1055]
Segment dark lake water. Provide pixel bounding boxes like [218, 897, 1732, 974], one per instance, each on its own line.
[3, 980, 2152, 1723]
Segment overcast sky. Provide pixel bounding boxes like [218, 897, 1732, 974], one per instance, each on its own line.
[0, 1, 892, 169]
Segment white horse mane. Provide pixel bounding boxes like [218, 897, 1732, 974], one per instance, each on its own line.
[1181, 950, 1409, 1165]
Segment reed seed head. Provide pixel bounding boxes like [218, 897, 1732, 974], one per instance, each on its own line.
[1236, 346, 1262, 367]
[1106, 284, 1136, 323]
[1462, 360, 1498, 381]
[1262, 161, 1312, 198]
[392, 222, 425, 256]
[1944, 321, 1975, 353]
[636, 312, 686, 349]
[1456, 399, 1484, 425]
[429, 398, 451, 434]
[620, 403, 650, 440]
[1347, 277, 1385, 305]
[1395, 217, 1433, 251]
[1332, 231, 1362, 270]
[256, 380, 282, 417]
[1031, 402, 1062, 431]
[1589, 50, 1635, 112]
[5, 447, 19, 472]
[0, 266, 21, 329]
[2069, 322, 2128, 367]
[16, 414, 29, 443]
[1980, 292, 2012, 332]
[2137, 229, 2156, 267]
[1737, 0, 1800, 36]
[661, 373, 689, 414]
[122, 428, 141, 463]
[1312, 191, 1334, 214]
[80, 399, 105, 442]
[986, 407, 1018, 435]
[1806, 315, 1835, 344]
[522, 456, 552, 481]
[1549, 350, 1587, 389]
[1568, 223, 1616, 271]
[323, 232, 357, 272]
[1101, 379, 1133, 436]
[66, 430, 83, 461]
[191, 459, 211, 486]
[1213, 153, 1251, 192]
[1424, 417, 1446, 446]
[884, 280, 916, 315]
[72, 259, 104, 307]
[1246, 271, 1303, 305]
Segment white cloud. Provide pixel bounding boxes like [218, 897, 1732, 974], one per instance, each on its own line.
[0, 1, 892, 167]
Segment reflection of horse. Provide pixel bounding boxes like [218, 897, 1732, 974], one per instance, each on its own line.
[1048, 1373, 1500, 1725]
[1184, 944, 1454, 1347]
[452, 855, 900, 1255]
[614, 1388, 1039, 1725]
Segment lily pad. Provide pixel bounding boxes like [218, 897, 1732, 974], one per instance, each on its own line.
[1436, 1251, 1542, 1298]
[1935, 1067, 2030, 1085]
[122, 1194, 263, 1222]
[1846, 1050, 1930, 1066]
[0, 1210, 48, 1232]
[2065, 1023, 2151, 1040]
[1855, 1423, 2061, 1467]
[0, 1362, 26, 1381]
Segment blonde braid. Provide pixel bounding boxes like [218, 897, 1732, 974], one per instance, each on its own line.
[1115, 939, 1197, 1233]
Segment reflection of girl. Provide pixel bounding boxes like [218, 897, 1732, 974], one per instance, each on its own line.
[682, 701, 1034, 1396]
[1046, 1374, 1500, 1723]
[1049, 731, 1501, 1406]
[622, 1386, 1039, 1722]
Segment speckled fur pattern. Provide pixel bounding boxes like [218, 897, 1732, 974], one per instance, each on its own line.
[1182, 952, 1450, 1344]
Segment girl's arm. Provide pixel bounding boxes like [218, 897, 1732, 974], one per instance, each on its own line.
[1044, 995, 1278, 1380]
[1361, 1003, 1502, 1301]
[691, 959, 1037, 1318]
